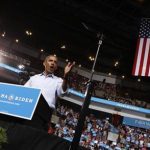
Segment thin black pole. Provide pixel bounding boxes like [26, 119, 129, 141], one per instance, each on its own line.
[69, 34, 104, 150]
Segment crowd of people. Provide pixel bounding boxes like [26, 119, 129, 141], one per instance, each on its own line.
[56, 68, 150, 109]
[48, 104, 150, 150]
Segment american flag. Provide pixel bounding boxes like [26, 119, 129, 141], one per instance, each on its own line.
[132, 18, 150, 76]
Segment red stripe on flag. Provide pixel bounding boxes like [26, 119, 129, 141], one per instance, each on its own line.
[145, 45, 150, 76]
[132, 38, 140, 76]
[138, 38, 147, 76]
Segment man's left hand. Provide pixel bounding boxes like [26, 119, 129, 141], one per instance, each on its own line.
[64, 61, 75, 78]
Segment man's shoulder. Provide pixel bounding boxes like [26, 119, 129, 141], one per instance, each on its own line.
[30, 73, 42, 79]
[53, 75, 63, 81]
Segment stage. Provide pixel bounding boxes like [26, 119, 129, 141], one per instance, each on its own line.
[0, 119, 86, 150]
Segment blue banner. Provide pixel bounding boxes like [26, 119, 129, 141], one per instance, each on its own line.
[0, 82, 41, 120]
[68, 89, 150, 114]
[123, 117, 150, 129]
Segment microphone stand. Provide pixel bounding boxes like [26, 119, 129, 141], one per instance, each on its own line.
[69, 34, 104, 150]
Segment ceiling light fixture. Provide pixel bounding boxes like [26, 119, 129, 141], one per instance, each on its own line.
[15, 39, 19, 43]
[61, 45, 66, 49]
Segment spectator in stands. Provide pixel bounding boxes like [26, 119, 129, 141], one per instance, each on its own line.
[24, 54, 75, 131]
[52, 104, 150, 149]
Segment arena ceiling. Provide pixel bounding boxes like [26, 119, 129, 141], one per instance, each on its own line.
[0, 0, 150, 82]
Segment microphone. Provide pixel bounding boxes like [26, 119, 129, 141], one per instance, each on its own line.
[81, 22, 105, 39]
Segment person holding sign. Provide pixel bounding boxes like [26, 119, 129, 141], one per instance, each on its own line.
[24, 55, 75, 131]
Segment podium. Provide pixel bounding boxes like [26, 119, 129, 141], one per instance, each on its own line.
[0, 94, 51, 128]
[0, 83, 86, 150]
[23, 94, 53, 131]
[0, 82, 53, 131]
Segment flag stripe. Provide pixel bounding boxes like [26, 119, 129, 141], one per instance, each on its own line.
[134, 38, 144, 76]
[142, 38, 150, 76]
[139, 38, 147, 76]
[146, 46, 150, 76]
[132, 38, 141, 76]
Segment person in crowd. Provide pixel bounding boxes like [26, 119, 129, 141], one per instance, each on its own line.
[24, 54, 75, 131]
[53, 104, 150, 150]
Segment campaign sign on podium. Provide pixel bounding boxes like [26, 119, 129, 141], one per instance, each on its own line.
[0, 82, 41, 120]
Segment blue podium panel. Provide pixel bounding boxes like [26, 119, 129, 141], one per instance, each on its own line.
[0, 82, 41, 120]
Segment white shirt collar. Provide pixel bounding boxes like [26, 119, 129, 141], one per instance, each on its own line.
[40, 72, 54, 78]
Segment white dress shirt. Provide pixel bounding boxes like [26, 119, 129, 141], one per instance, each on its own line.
[24, 73, 65, 109]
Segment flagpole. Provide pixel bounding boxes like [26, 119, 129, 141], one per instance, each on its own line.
[69, 33, 104, 150]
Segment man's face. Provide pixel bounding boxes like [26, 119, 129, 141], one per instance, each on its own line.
[43, 56, 58, 74]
